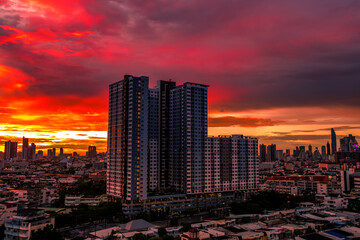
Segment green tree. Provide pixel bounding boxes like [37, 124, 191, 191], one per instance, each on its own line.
[163, 235, 175, 240]
[133, 233, 147, 240]
[0, 225, 5, 240]
[30, 225, 63, 240]
[181, 222, 191, 232]
[158, 227, 167, 237]
[149, 237, 162, 240]
[305, 226, 316, 234]
[170, 217, 178, 226]
[106, 230, 118, 240]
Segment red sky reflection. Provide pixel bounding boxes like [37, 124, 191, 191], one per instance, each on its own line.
[1, 0, 360, 154]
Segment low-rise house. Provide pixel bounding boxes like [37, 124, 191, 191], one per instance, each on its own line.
[4, 209, 55, 240]
[0, 203, 17, 225]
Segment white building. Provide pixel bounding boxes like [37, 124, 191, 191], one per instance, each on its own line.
[4, 209, 55, 240]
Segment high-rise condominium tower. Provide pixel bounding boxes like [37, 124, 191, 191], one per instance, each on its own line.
[107, 75, 149, 201]
[107, 75, 258, 204]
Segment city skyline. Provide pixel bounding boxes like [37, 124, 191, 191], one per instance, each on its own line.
[1, 0, 360, 153]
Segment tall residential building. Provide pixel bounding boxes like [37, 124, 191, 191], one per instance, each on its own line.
[205, 137, 221, 193]
[231, 135, 258, 191]
[107, 75, 149, 201]
[170, 82, 208, 194]
[22, 137, 29, 160]
[158, 80, 176, 191]
[327, 142, 331, 155]
[60, 147, 64, 156]
[28, 143, 36, 160]
[259, 144, 266, 162]
[4, 141, 17, 160]
[331, 128, 337, 154]
[266, 144, 276, 161]
[53, 148, 56, 157]
[47, 149, 53, 158]
[148, 87, 160, 191]
[219, 136, 233, 191]
[107, 75, 258, 204]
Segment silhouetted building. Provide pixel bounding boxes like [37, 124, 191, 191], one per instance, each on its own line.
[47, 149, 53, 158]
[327, 141, 331, 155]
[37, 150, 43, 159]
[293, 146, 300, 158]
[259, 144, 266, 162]
[53, 148, 56, 157]
[286, 149, 290, 156]
[28, 143, 36, 160]
[266, 144, 276, 161]
[107, 75, 258, 204]
[4, 141, 17, 160]
[340, 134, 358, 152]
[308, 144, 313, 157]
[331, 128, 337, 154]
[321, 145, 326, 159]
[22, 137, 29, 160]
[60, 148, 64, 156]
[88, 146, 97, 158]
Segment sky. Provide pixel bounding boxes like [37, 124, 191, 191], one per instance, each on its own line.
[1, 0, 360, 155]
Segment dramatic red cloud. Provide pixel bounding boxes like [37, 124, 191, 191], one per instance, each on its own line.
[1, 0, 360, 153]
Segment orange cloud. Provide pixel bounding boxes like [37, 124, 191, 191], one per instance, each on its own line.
[209, 116, 284, 128]
[0, 64, 33, 92]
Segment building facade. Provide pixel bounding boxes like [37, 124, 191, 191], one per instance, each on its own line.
[107, 75, 259, 213]
[4, 141, 17, 160]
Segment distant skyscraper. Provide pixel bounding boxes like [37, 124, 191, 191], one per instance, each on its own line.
[327, 142, 331, 155]
[22, 137, 29, 160]
[4, 141, 17, 160]
[28, 143, 36, 160]
[60, 148, 64, 156]
[331, 128, 337, 154]
[47, 149, 53, 158]
[308, 144, 313, 157]
[286, 149, 290, 156]
[313, 147, 321, 159]
[276, 150, 283, 160]
[53, 148, 56, 157]
[321, 145, 326, 159]
[293, 146, 300, 158]
[266, 144, 276, 161]
[340, 134, 358, 152]
[88, 146, 97, 158]
[259, 144, 266, 162]
[37, 150, 43, 159]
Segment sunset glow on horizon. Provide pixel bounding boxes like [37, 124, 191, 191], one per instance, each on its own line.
[1, 0, 360, 154]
